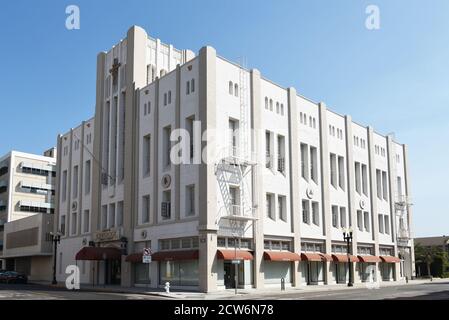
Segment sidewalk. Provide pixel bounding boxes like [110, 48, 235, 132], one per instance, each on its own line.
[31, 278, 447, 300]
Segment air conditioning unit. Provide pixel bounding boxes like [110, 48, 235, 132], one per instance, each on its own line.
[161, 202, 171, 218]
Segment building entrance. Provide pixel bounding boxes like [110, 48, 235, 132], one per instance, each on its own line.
[105, 259, 121, 285]
[224, 262, 236, 289]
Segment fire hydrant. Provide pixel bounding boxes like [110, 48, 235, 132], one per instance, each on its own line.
[165, 282, 170, 293]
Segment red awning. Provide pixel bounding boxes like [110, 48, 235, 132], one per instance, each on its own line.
[301, 253, 330, 262]
[125, 253, 143, 263]
[217, 249, 253, 261]
[264, 251, 301, 261]
[380, 256, 401, 263]
[75, 247, 122, 261]
[358, 255, 382, 263]
[331, 254, 360, 263]
[151, 250, 199, 261]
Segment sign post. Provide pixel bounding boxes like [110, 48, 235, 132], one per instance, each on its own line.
[142, 248, 152, 290]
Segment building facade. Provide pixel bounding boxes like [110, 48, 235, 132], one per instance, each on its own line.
[0, 149, 56, 271]
[55, 25, 415, 292]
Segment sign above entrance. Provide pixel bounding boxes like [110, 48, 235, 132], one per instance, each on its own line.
[94, 229, 121, 243]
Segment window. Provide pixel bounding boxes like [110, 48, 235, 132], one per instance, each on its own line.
[310, 146, 318, 183]
[276, 102, 280, 114]
[186, 80, 190, 95]
[269, 99, 273, 111]
[384, 215, 390, 235]
[117, 201, 123, 227]
[364, 211, 370, 232]
[229, 119, 238, 156]
[71, 212, 77, 235]
[338, 156, 345, 190]
[109, 203, 116, 228]
[355, 162, 361, 194]
[143, 134, 151, 176]
[163, 126, 171, 168]
[378, 214, 384, 234]
[280, 104, 284, 116]
[330, 153, 337, 188]
[234, 83, 238, 97]
[340, 207, 347, 228]
[357, 210, 363, 232]
[83, 210, 90, 234]
[376, 170, 382, 199]
[72, 166, 79, 198]
[302, 200, 310, 224]
[60, 215, 66, 235]
[397, 176, 403, 199]
[362, 164, 368, 196]
[277, 135, 285, 173]
[186, 117, 194, 160]
[332, 206, 339, 228]
[85, 160, 91, 195]
[168, 91, 172, 104]
[161, 191, 171, 220]
[164, 93, 167, 106]
[265, 97, 268, 110]
[266, 131, 272, 168]
[142, 195, 150, 224]
[382, 171, 388, 201]
[101, 205, 107, 230]
[278, 195, 286, 221]
[62, 170, 67, 202]
[312, 202, 319, 226]
[301, 143, 309, 180]
[191, 79, 195, 93]
[266, 193, 274, 220]
[300, 112, 303, 124]
[186, 185, 195, 216]
[228, 81, 233, 95]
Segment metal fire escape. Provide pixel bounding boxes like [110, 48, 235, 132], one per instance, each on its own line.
[215, 58, 257, 237]
[395, 195, 413, 246]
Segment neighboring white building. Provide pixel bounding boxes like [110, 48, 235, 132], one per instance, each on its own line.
[0, 149, 56, 272]
[55, 25, 415, 292]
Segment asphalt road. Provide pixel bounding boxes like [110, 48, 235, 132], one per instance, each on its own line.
[229, 281, 449, 300]
[0, 281, 449, 300]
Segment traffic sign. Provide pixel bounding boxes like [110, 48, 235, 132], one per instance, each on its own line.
[143, 248, 152, 264]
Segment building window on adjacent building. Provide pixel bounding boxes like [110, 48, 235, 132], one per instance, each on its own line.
[71, 212, 77, 235]
[384, 215, 390, 235]
[355, 162, 361, 194]
[186, 117, 195, 160]
[266, 131, 273, 169]
[164, 93, 168, 106]
[276, 102, 280, 114]
[280, 104, 284, 116]
[85, 160, 91, 195]
[186, 184, 195, 217]
[168, 90, 172, 104]
[312, 201, 320, 226]
[331, 205, 339, 228]
[362, 164, 368, 196]
[357, 210, 363, 232]
[60, 215, 66, 235]
[330, 153, 337, 188]
[376, 169, 382, 200]
[234, 83, 239, 97]
[83, 210, 90, 234]
[340, 207, 347, 228]
[277, 135, 285, 174]
[228, 81, 233, 95]
[72, 165, 79, 199]
[301, 143, 309, 181]
[161, 191, 171, 220]
[310, 146, 318, 183]
[109, 203, 116, 229]
[364, 211, 370, 232]
[382, 171, 388, 201]
[278, 195, 287, 222]
[163, 126, 172, 168]
[142, 195, 150, 224]
[143, 134, 151, 176]
[186, 80, 190, 95]
[191, 79, 195, 93]
[302, 200, 310, 224]
[266, 193, 275, 220]
[117, 201, 123, 227]
[229, 186, 240, 215]
[397, 176, 403, 200]
[62, 170, 67, 202]
[338, 156, 345, 190]
[101, 205, 107, 230]
[265, 97, 269, 110]
[269, 99, 273, 111]
[378, 214, 384, 234]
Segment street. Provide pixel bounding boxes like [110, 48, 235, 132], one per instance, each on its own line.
[0, 281, 448, 300]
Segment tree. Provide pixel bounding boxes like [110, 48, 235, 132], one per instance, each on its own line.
[415, 243, 449, 278]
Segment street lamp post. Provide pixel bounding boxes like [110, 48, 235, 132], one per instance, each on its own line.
[50, 231, 62, 285]
[343, 227, 354, 287]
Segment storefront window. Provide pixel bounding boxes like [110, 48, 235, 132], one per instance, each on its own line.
[135, 263, 151, 284]
[159, 260, 199, 286]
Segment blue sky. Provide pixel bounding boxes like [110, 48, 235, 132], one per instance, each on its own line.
[0, 0, 448, 237]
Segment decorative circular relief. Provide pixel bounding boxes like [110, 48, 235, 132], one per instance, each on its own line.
[161, 174, 172, 189]
[141, 230, 148, 239]
[360, 199, 366, 210]
[306, 188, 314, 199]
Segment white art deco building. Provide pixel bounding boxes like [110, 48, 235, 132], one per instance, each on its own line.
[55, 26, 415, 292]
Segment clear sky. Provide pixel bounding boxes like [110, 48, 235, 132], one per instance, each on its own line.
[0, 0, 448, 237]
